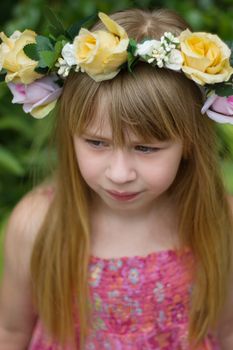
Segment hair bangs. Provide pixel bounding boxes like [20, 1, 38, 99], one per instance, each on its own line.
[60, 64, 203, 149]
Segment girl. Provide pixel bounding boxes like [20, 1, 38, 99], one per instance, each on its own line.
[0, 7, 233, 350]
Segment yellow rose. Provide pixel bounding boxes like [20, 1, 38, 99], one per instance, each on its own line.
[0, 30, 42, 84]
[179, 29, 233, 85]
[74, 12, 129, 82]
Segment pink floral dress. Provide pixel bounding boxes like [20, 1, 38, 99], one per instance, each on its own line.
[29, 248, 220, 349]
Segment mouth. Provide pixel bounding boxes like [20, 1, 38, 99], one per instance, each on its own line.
[105, 190, 141, 201]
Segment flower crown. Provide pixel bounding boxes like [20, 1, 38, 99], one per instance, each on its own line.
[0, 11, 233, 122]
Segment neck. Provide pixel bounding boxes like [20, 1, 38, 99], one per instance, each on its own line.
[89, 193, 180, 258]
[91, 191, 174, 220]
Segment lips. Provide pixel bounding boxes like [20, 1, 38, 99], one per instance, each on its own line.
[106, 190, 141, 201]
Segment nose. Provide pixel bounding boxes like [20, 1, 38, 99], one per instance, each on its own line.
[105, 149, 136, 184]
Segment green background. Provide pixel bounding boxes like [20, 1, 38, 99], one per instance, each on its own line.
[0, 0, 233, 277]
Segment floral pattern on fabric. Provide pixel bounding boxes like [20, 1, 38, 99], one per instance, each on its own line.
[29, 248, 220, 350]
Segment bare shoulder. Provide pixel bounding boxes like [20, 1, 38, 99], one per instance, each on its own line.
[8, 184, 54, 235]
[0, 184, 55, 339]
[3, 184, 55, 276]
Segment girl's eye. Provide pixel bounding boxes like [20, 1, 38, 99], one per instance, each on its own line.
[135, 145, 160, 153]
[85, 139, 109, 148]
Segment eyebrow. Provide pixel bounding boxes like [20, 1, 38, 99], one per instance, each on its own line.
[82, 132, 112, 142]
[82, 132, 165, 145]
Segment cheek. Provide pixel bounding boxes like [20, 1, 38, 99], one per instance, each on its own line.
[73, 141, 93, 183]
[78, 158, 95, 182]
[73, 141, 104, 188]
[75, 152, 97, 186]
[145, 152, 182, 189]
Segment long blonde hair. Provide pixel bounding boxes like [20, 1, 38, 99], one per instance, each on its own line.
[31, 8, 233, 349]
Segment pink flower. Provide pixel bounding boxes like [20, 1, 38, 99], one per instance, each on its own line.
[201, 94, 233, 124]
[8, 75, 62, 119]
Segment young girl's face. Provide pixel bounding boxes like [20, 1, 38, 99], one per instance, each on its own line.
[73, 115, 183, 213]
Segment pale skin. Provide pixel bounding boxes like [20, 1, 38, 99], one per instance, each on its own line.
[0, 122, 233, 349]
[0, 188, 52, 349]
[73, 121, 184, 257]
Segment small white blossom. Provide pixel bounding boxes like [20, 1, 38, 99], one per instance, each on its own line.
[58, 66, 70, 77]
[165, 49, 183, 71]
[56, 58, 71, 77]
[135, 40, 161, 57]
[157, 60, 163, 68]
[151, 46, 166, 61]
[164, 32, 174, 41]
[56, 43, 79, 78]
[133, 31, 181, 72]
[148, 57, 155, 64]
[61, 43, 77, 66]
[173, 37, 180, 44]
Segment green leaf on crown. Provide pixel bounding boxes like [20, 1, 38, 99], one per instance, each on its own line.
[127, 39, 138, 72]
[206, 77, 233, 97]
[0, 68, 7, 82]
[36, 35, 54, 52]
[39, 51, 56, 68]
[34, 67, 49, 74]
[24, 43, 40, 61]
[127, 53, 139, 73]
[54, 40, 64, 57]
[53, 34, 68, 43]
[214, 85, 233, 97]
[33, 35, 64, 70]
[128, 38, 137, 56]
[38, 41, 63, 69]
[24, 36, 58, 70]
[0, 73, 6, 83]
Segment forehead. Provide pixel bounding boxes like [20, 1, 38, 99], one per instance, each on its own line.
[73, 72, 181, 144]
[84, 110, 111, 136]
[83, 114, 144, 142]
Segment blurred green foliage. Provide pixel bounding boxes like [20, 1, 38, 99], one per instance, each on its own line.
[0, 0, 233, 272]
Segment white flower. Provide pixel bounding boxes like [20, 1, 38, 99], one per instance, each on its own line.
[164, 32, 179, 45]
[151, 46, 166, 62]
[164, 32, 174, 41]
[57, 60, 70, 77]
[136, 33, 182, 71]
[148, 57, 155, 64]
[165, 49, 183, 71]
[157, 60, 163, 68]
[61, 43, 77, 66]
[56, 43, 80, 78]
[135, 40, 161, 57]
